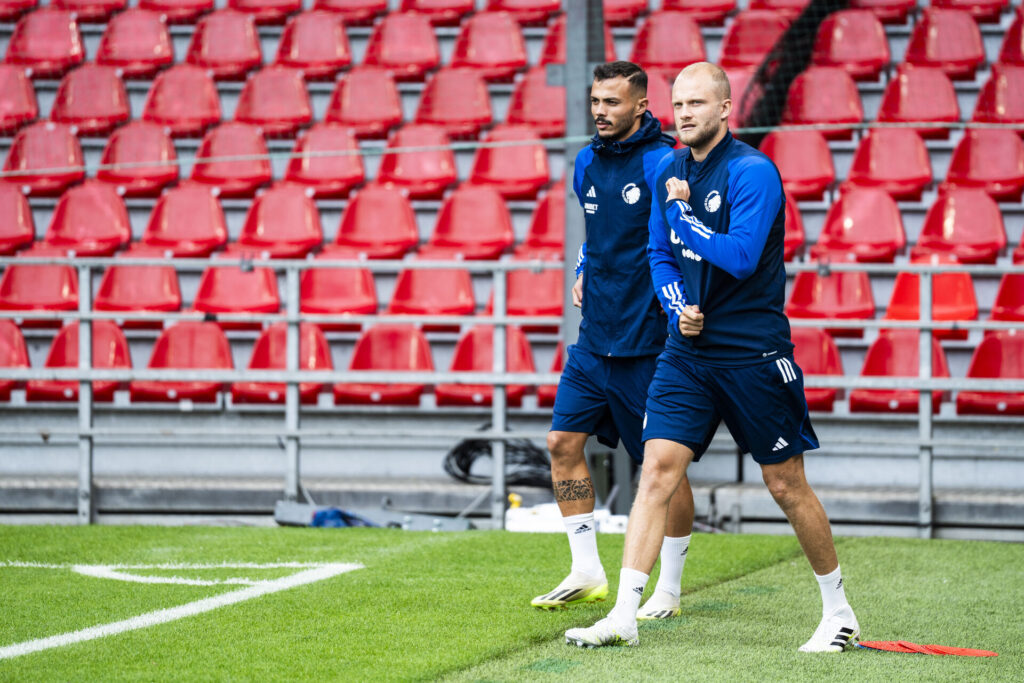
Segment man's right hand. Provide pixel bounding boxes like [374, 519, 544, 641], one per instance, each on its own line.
[678, 304, 703, 337]
[572, 274, 583, 307]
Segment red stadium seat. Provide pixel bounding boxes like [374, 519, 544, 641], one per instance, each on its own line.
[385, 264, 475, 331]
[50, 64, 129, 136]
[630, 11, 706, 81]
[748, 0, 807, 17]
[945, 129, 1024, 201]
[719, 10, 790, 69]
[645, 72, 674, 130]
[486, 259, 563, 332]
[514, 183, 564, 259]
[882, 254, 978, 341]
[324, 66, 402, 139]
[662, 0, 736, 24]
[790, 326, 843, 411]
[333, 324, 433, 405]
[193, 257, 280, 329]
[991, 273, 1024, 323]
[142, 64, 222, 138]
[94, 244, 182, 328]
[783, 190, 805, 261]
[96, 121, 178, 198]
[785, 268, 875, 337]
[848, 0, 916, 23]
[141, 182, 228, 256]
[185, 9, 262, 80]
[362, 12, 439, 81]
[415, 67, 493, 138]
[758, 129, 835, 201]
[52, 0, 125, 21]
[957, 332, 1024, 415]
[0, 182, 34, 254]
[911, 187, 1006, 264]
[26, 321, 130, 402]
[300, 253, 377, 331]
[0, 0, 36, 23]
[811, 187, 905, 262]
[43, 181, 131, 257]
[0, 63, 37, 135]
[602, 0, 647, 25]
[538, 15, 615, 66]
[3, 121, 84, 196]
[419, 185, 515, 260]
[485, 0, 558, 24]
[845, 129, 932, 201]
[536, 341, 562, 407]
[234, 66, 312, 137]
[129, 321, 232, 403]
[972, 62, 1024, 127]
[506, 66, 566, 138]
[274, 10, 351, 79]
[330, 184, 418, 259]
[284, 123, 365, 198]
[812, 9, 889, 81]
[435, 325, 535, 407]
[0, 244, 78, 327]
[450, 11, 527, 81]
[4, 8, 84, 78]
[999, 9, 1024, 65]
[781, 66, 863, 139]
[190, 122, 272, 197]
[228, 0, 301, 24]
[0, 319, 28, 401]
[233, 183, 323, 258]
[468, 124, 549, 200]
[400, 0, 474, 26]
[877, 64, 960, 139]
[231, 322, 332, 405]
[934, 0, 1008, 23]
[376, 124, 457, 200]
[139, 0, 214, 24]
[726, 66, 758, 129]
[905, 8, 984, 80]
[96, 9, 173, 79]
[849, 329, 950, 414]
[312, 0, 386, 25]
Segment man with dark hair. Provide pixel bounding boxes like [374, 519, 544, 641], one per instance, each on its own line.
[565, 62, 859, 652]
[532, 61, 695, 622]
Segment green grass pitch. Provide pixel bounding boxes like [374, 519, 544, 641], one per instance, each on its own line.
[0, 525, 1021, 681]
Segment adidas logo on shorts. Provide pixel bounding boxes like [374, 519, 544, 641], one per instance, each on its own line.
[772, 437, 789, 452]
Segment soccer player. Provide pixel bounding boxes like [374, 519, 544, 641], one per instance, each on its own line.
[531, 61, 696, 621]
[564, 62, 859, 651]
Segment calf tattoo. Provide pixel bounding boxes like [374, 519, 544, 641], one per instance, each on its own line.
[553, 477, 595, 502]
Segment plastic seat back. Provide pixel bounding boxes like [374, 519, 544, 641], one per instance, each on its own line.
[400, 0, 474, 26]
[811, 9, 889, 81]
[785, 268, 875, 337]
[435, 325, 534, 406]
[0, 0, 37, 23]
[334, 324, 433, 405]
[194, 255, 280, 329]
[332, 184, 418, 258]
[957, 331, 1024, 415]
[228, 0, 301, 24]
[748, 0, 807, 17]
[3, 121, 84, 196]
[284, 123, 365, 198]
[0, 63, 38, 135]
[972, 63, 1024, 126]
[415, 67, 493, 138]
[4, 8, 84, 78]
[232, 322, 332, 405]
[630, 11, 707, 80]
[845, 128, 932, 200]
[911, 187, 1006, 264]
[877, 64, 959, 138]
[945, 129, 1024, 201]
[97, 121, 178, 198]
[312, 0, 386, 25]
[539, 15, 615, 65]
[759, 129, 835, 200]
[324, 66, 402, 139]
[812, 187, 905, 262]
[506, 66, 566, 138]
[0, 181, 35, 254]
[235, 182, 323, 258]
[790, 325, 842, 411]
[999, 9, 1024, 65]
[274, 10, 351, 79]
[662, 0, 736, 24]
[142, 64, 222, 137]
[139, 0, 214, 23]
[849, 329, 950, 413]
[376, 124, 457, 199]
[190, 122, 272, 197]
[486, 259, 563, 332]
[420, 184, 514, 260]
[43, 181, 131, 256]
[848, 0, 915, 23]
[485, 0, 559, 24]
[130, 321, 232, 403]
[468, 124, 549, 199]
[50, 64, 129, 136]
[26, 320, 130, 402]
[234, 66, 311, 137]
[991, 274, 1024, 323]
[142, 182, 228, 256]
[0, 318, 28, 400]
[514, 183, 564, 259]
[300, 252, 377, 331]
[96, 8, 173, 78]
[450, 11, 527, 81]
[52, 0, 126, 20]
[905, 8, 985, 80]
[536, 341, 562, 407]
[95, 244, 182, 328]
[0, 244, 79, 327]
[719, 10, 790, 69]
[882, 254, 978, 341]
[385, 265, 475, 331]
[185, 9, 262, 80]
[781, 66, 863, 138]
[783, 189, 804, 261]
[362, 12, 439, 81]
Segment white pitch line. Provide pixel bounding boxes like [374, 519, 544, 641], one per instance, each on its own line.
[71, 565, 260, 587]
[0, 561, 340, 570]
[0, 563, 363, 661]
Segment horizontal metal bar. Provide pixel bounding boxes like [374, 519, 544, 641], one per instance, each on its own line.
[0, 256, 565, 272]
[0, 310, 562, 326]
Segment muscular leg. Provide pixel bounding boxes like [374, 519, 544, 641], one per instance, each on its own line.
[547, 431, 594, 515]
[665, 469, 694, 538]
[760, 454, 837, 575]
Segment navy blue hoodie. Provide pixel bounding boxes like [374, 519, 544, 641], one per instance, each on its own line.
[572, 111, 675, 357]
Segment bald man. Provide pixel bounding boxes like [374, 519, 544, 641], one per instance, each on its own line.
[565, 62, 859, 652]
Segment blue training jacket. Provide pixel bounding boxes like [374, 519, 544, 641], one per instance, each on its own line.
[572, 111, 675, 357]
[648, 131, 794, 366]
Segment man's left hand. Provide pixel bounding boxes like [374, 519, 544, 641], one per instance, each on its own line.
[665, 177, 690, 203]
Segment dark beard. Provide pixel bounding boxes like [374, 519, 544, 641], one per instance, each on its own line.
[680, 123, 719, 151]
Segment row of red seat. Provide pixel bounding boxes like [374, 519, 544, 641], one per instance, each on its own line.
[1, 318, 1020, 415]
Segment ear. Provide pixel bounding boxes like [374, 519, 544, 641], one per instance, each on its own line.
[635, 96, 649, 117]
[720, 97, 732, 122]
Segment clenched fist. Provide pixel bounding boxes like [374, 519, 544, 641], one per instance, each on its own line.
[678, 304, 704, 337]
[665, 177, 690, 203]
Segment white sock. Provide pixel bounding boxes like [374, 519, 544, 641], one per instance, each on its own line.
[653, 535, 690, 598]
[814, 565, 849, 616]
[563, 512, 604, 578]
[609, 567, 649, 628]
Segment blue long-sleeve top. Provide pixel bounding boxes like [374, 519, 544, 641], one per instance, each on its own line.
[647, 132, 794, 365]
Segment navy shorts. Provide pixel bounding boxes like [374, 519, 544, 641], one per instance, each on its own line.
[642, 351, 819, 465]
[550, 345, 658, 462]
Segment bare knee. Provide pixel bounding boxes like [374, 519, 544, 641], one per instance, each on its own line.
[762, 458, 809, 508]
[638, 447, 688, 502]
[547, 431, 586, 467]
